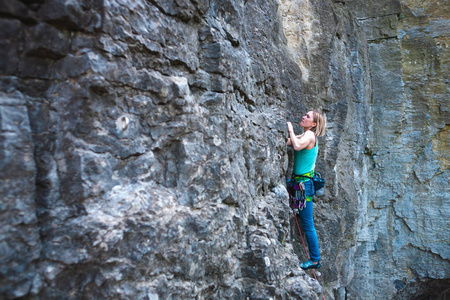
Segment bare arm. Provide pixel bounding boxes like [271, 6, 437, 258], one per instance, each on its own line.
[287, 122, 316, 151]
[286, 136, 302, 146]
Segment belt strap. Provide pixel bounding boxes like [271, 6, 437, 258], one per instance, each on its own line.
[292, 170, 315, 183]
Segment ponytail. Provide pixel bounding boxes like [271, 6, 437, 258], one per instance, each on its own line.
[311, 110, 326, 137]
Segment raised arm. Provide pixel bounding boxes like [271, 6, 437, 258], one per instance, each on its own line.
[287, 122, 315, 151]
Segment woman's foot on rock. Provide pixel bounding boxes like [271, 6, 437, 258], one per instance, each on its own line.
[300, 259, 321, 270]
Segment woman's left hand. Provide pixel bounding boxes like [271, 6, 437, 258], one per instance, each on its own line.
[287, 122, 294, 133]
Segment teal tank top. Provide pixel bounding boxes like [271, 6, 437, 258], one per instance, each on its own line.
[293, 142, 318, 175]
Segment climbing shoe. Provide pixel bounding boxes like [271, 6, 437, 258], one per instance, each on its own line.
[300, 260, 321, 270]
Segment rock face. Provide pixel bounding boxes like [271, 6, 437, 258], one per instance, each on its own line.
[0, 0, 448, 299]
[340, 1, 450, 299]
[281, 0, 450, 298]
[0, 0, 327, 298]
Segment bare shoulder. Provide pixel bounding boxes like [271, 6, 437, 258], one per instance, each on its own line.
[304, 130, 316, 141]
[303, 130, 316, 149]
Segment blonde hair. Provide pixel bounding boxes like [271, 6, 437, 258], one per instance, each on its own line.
[311, 110, 326, 137]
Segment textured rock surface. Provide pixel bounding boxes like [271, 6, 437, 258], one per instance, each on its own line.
[0, 0, 327, 298]
[341, 1, 450, 299]
[0, 97, 40, 298]
[0, 0, 448, 299]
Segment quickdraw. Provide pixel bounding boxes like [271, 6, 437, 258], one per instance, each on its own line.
[286, 171, 314, 212]
[287, 177, 306, 211]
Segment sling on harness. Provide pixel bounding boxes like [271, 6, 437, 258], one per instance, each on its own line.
[287, 171, 326, 206]
[286, 170, 315, 212]
[287, 177, 306, 211]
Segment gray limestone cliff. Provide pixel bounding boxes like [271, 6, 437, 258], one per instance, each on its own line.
[0, 0, 448, 299]
[341, 1, 450, 299]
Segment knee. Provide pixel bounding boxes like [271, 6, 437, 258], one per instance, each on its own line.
[302, 223, 317, 234]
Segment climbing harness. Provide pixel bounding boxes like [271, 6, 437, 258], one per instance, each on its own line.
[287, 172, 326, 206]
[287, 177, 307, 211]
[286, 174, 326, 300]
[300, 172, 326, 197]
[286, 170, 316, 213]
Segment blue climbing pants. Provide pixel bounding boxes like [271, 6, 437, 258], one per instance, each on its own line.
[297, 180, 321, 262]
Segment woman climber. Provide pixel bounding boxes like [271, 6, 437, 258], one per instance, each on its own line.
[286, 110, 326, 270]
